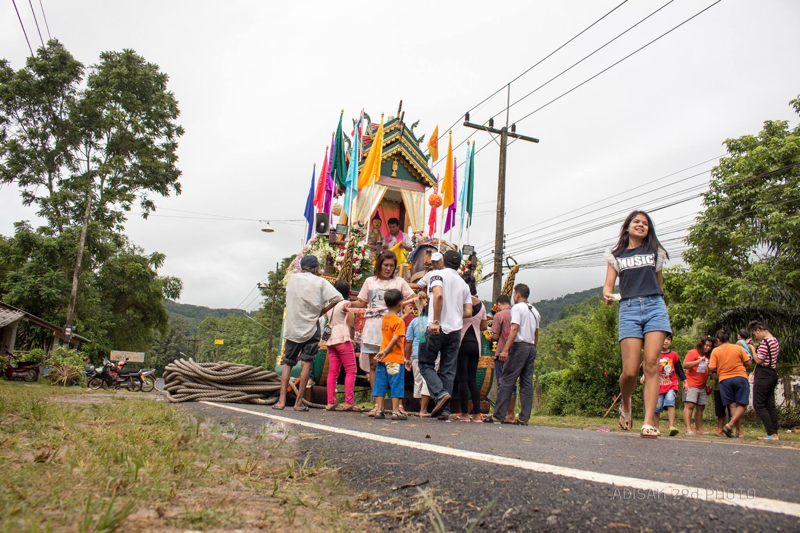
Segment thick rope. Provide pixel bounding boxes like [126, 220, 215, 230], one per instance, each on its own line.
[162, 358, 326, 408]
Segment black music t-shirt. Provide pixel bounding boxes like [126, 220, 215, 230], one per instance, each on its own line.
[614, 246, 664, 300]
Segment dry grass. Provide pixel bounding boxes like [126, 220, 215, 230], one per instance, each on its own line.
[0, 381, 371, 532]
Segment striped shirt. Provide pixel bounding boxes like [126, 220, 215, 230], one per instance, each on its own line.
[757, 337, 780, 369]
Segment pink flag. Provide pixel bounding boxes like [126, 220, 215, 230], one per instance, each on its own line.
[443, 158, 457, 233]
[313, 146, 329, 211]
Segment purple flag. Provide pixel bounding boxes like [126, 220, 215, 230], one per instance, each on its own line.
[323, 133, 335, 214]
[444, 158, 457, 233]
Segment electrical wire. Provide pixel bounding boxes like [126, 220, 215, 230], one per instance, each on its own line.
[38, 0, 51, 39]
[12, 0, 34, 56]
[487, 0, 676, 122]
[27, 0, 45, 47]
[426, 0, 631, 162]
[511, 1, 723, 128]
[474, 166, 714, 255]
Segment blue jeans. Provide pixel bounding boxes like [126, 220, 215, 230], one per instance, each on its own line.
[618, 295, 672, 342]
[419, 330, 460, 402]
[655, 389, 677, 414]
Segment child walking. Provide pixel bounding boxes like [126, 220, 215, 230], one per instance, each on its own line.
[325, 280, 363, 412]
[374, 289, 407, 420]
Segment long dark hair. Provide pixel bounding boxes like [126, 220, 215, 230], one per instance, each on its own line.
[611, 210, 668, 259]
[715, 328, 730, 344]
[461, 271, 478, 296]
[374, 251, 397, 279]
[695, 335, 713, 355]
[334, 280, 351, 301]
[748, 320, 770, 333]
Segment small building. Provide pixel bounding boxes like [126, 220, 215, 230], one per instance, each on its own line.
[0, 301, 89, 355]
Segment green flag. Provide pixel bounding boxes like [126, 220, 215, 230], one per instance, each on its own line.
[465, 141, 475, 229]
[330, 111, 347, 189]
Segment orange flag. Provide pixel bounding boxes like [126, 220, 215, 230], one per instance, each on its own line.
[442, 132, 454, 209]
[427, 125, 439, 163]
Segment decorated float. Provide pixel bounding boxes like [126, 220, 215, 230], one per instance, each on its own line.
[276, 104, 517, 412]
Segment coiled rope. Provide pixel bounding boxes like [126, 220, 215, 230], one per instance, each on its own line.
[162, 359, 324, 407]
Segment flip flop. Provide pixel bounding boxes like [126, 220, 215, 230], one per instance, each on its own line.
[272, 405, 285, 410]
[293, 406, 309, 412]
[640, 424, 658, 439]
[619, 406, 632, 431]
[722, 426, 733, 438]
[669, 427, 679, 437]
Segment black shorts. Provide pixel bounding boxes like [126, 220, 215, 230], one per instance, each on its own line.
[713, 388, 731, 419]
[283, 325, 321, 367]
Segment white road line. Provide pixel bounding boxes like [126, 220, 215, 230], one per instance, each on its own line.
[200, 401, 800, 519]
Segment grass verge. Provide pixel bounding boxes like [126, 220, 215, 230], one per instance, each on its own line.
[0, 381, 369, 532]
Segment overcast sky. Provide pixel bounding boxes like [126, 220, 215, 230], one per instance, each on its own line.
[2, 0, 799, 310]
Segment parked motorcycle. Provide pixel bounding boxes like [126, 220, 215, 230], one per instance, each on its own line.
[3, 354, 41, 382]
[88, 358, 141, 391]
[138, 368, 157, 392]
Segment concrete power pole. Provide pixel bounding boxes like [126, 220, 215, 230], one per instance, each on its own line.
[463, 98, 539, 300]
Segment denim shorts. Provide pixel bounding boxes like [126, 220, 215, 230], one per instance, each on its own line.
[373, 362, 405, 398]
[618, 295, 672, 342]
[655, 389, 677, 413]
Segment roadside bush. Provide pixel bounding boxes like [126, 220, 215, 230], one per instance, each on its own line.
[17, 348, 45, 363]
[45, 347, 85, 387]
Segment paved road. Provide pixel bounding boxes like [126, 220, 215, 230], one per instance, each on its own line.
[177, 400, 800, 532]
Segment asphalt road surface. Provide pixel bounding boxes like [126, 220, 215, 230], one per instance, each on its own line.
[175, 398, 800, 532]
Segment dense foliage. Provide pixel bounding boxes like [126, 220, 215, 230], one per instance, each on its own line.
[0, 42, 183, 363]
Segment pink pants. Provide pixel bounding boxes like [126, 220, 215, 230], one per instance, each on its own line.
[326, 342, 357, 405]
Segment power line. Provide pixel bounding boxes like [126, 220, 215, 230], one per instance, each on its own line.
[38, 0, 51, 39]
[511, 1, 723, 127]
[487, 0, 676, 122]
[476, 165, 715, 255]
[427, 0, 631, 161]
[27, 0, 45, 47]
[12, 0, 34, 56]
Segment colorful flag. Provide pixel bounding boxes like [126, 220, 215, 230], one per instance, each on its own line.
[427, 125, 439, 163]
[390, 241, 409, 266]
[323, 133, 335, 213]
[459, 143, 471, 236]
[428, 173, 439, 236]
[313, 146, 328, 211]
[442, 132, 454, 209]
[465, 141, 475, 231]
[343, 125, 360, 217]
[358, 116, 385, 190]
[304, 165, 316, 242]
[330, 111, 347, 189]
[444, 158, 457, 234]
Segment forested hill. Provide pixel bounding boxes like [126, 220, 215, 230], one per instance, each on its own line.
[164, 300, 246, 333]
[532, 286, 603, 326]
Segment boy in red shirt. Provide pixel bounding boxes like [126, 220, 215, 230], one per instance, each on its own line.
[642, 334, 682, 436]
[374, 289, 407, 420]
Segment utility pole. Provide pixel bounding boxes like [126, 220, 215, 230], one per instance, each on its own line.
[463, 89, 539, 300]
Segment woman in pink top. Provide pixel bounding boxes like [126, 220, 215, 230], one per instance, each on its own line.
[350, 251, 414, 416]
[456, 272, 488, 422]
[325, 280, 362, 411]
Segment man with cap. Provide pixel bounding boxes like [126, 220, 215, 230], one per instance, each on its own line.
[275, 255, 344, 411]
[416, 250, 472, 419]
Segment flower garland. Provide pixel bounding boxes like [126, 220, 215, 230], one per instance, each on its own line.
[282, 236, 337, 286]
[459, 256, 484, 282]
[410, 230, 428, 250]
[333, 239, 374, 287]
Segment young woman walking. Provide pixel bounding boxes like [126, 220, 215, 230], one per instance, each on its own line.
[747, 321, 781, 441]
[603, 211, 671, 439]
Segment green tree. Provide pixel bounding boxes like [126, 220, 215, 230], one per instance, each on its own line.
[259, 255, 294, 367]
[0, 41, 184, 330]
[668, 95, 800, 362]
[150, 315, 189, 373]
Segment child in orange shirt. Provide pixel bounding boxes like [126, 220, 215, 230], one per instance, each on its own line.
[374, 289, 407, 420]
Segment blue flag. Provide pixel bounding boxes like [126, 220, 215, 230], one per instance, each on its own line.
[343, 128, 359, 217]
[304, 165, 316, 242]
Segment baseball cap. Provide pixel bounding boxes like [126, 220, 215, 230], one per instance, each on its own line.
[431, 252, 443, 262]
[300, 254, 320, 270]
[443, 250, 461, 269]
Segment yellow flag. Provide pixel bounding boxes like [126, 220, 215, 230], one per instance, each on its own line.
[358, 116, 385, 190]
[390, 241, 409, 265]
[442, 132, 454, 209]
[427, 125, 439, 163]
